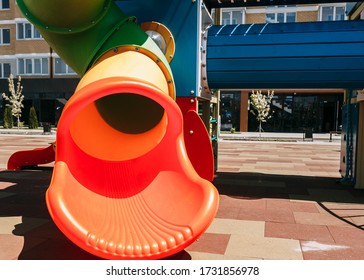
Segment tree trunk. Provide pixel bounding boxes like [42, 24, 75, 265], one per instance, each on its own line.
[259, 121, 262, 139]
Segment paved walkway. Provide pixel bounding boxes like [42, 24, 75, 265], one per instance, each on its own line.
[1, 135, 364, 260]
[187, 140, 364, 260]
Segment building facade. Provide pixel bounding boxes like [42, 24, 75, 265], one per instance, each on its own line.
[0, 0, 79, 126]
[1, 1, 362, 130]
[216, 2, 352, 133]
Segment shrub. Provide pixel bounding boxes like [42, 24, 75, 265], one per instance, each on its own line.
[3, 107, 13, 129]
[28, 106, 39, 129]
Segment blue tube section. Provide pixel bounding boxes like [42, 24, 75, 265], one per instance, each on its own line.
[207, 20, 364, 89]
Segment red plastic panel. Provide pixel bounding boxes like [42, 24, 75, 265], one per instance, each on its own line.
[176, 97, 197, 115]
[7, 143, 55, 171]
[177, 97, 215, 181]
[183, 110, 215, 182]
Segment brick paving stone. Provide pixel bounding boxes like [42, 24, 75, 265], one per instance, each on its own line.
[237, 208, 296, 224]
[327, 225, 364, 246]
[0, 234, 24, 260]
[294, 212, 351, 227]
[300, 241, 364, 260]
[225, 234, 303, 260]
[265, 222, 335, 243]
[186, 233, 231, 255]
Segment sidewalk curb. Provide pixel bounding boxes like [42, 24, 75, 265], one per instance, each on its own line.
[219, 132, 342, 143]
[0, 128, 56, 136]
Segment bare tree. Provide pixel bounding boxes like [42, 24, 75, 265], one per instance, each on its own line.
[2, 74, 24, 129]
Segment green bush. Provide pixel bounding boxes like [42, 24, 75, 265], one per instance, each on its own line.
[28, 106, 39, 129]
[3, 107, 13, 129]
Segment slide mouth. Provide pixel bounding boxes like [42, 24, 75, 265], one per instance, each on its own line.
[69, 89, 168, 162]
[55, 77, 178, 197]
[95, 93, 165, 134]
[61, 50, 174, 162]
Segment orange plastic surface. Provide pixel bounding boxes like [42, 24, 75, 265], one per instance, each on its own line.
[7, 143, 55, 171]
[47, 54, 219, 259]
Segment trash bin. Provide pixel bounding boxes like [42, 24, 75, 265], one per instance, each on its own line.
[303, 127, 313, 141]
[43, 122, 51, 134]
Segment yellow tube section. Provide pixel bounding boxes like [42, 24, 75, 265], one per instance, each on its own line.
[65, 51, 171, 161]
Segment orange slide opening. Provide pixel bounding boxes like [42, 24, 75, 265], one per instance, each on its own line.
[70, 93, 167, 162]
[47, 53, 219, 259]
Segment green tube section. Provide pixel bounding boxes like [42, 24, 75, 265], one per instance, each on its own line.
[16, 0, 172, 79]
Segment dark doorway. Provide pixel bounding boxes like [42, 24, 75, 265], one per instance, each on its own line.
[22, 100, 33, 125]
[40, 100, 55, 124]
[322, 101, 336, 132]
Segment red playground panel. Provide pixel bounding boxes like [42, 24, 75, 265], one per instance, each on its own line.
[7, 143, 55, 171]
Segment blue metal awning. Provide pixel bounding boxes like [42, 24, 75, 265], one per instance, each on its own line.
[207, 20, 364, 89]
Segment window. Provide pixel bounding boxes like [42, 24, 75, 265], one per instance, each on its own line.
[0, 63, 10, 78]
[286, 12, 296, 23]
[17, 23, 42, 40]
[222, 9, 244, 25]
[220, 91, 241, 131]
[54, 58, 76, 75]
[266, 12, 296, 23]
[18, 58, 49, 75]
[0, 0, 9, 10]
[320, 5, 346, 21]
[0, 28, 10, 45]
[265, 5, 296, 23]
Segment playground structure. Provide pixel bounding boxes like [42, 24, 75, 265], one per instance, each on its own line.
[8, 0, 364, 259]
[12, 0, 219, 260]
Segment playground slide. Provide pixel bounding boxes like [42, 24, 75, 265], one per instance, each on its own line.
[16, 0, 219, 259]
[7, 143, 55, 171]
